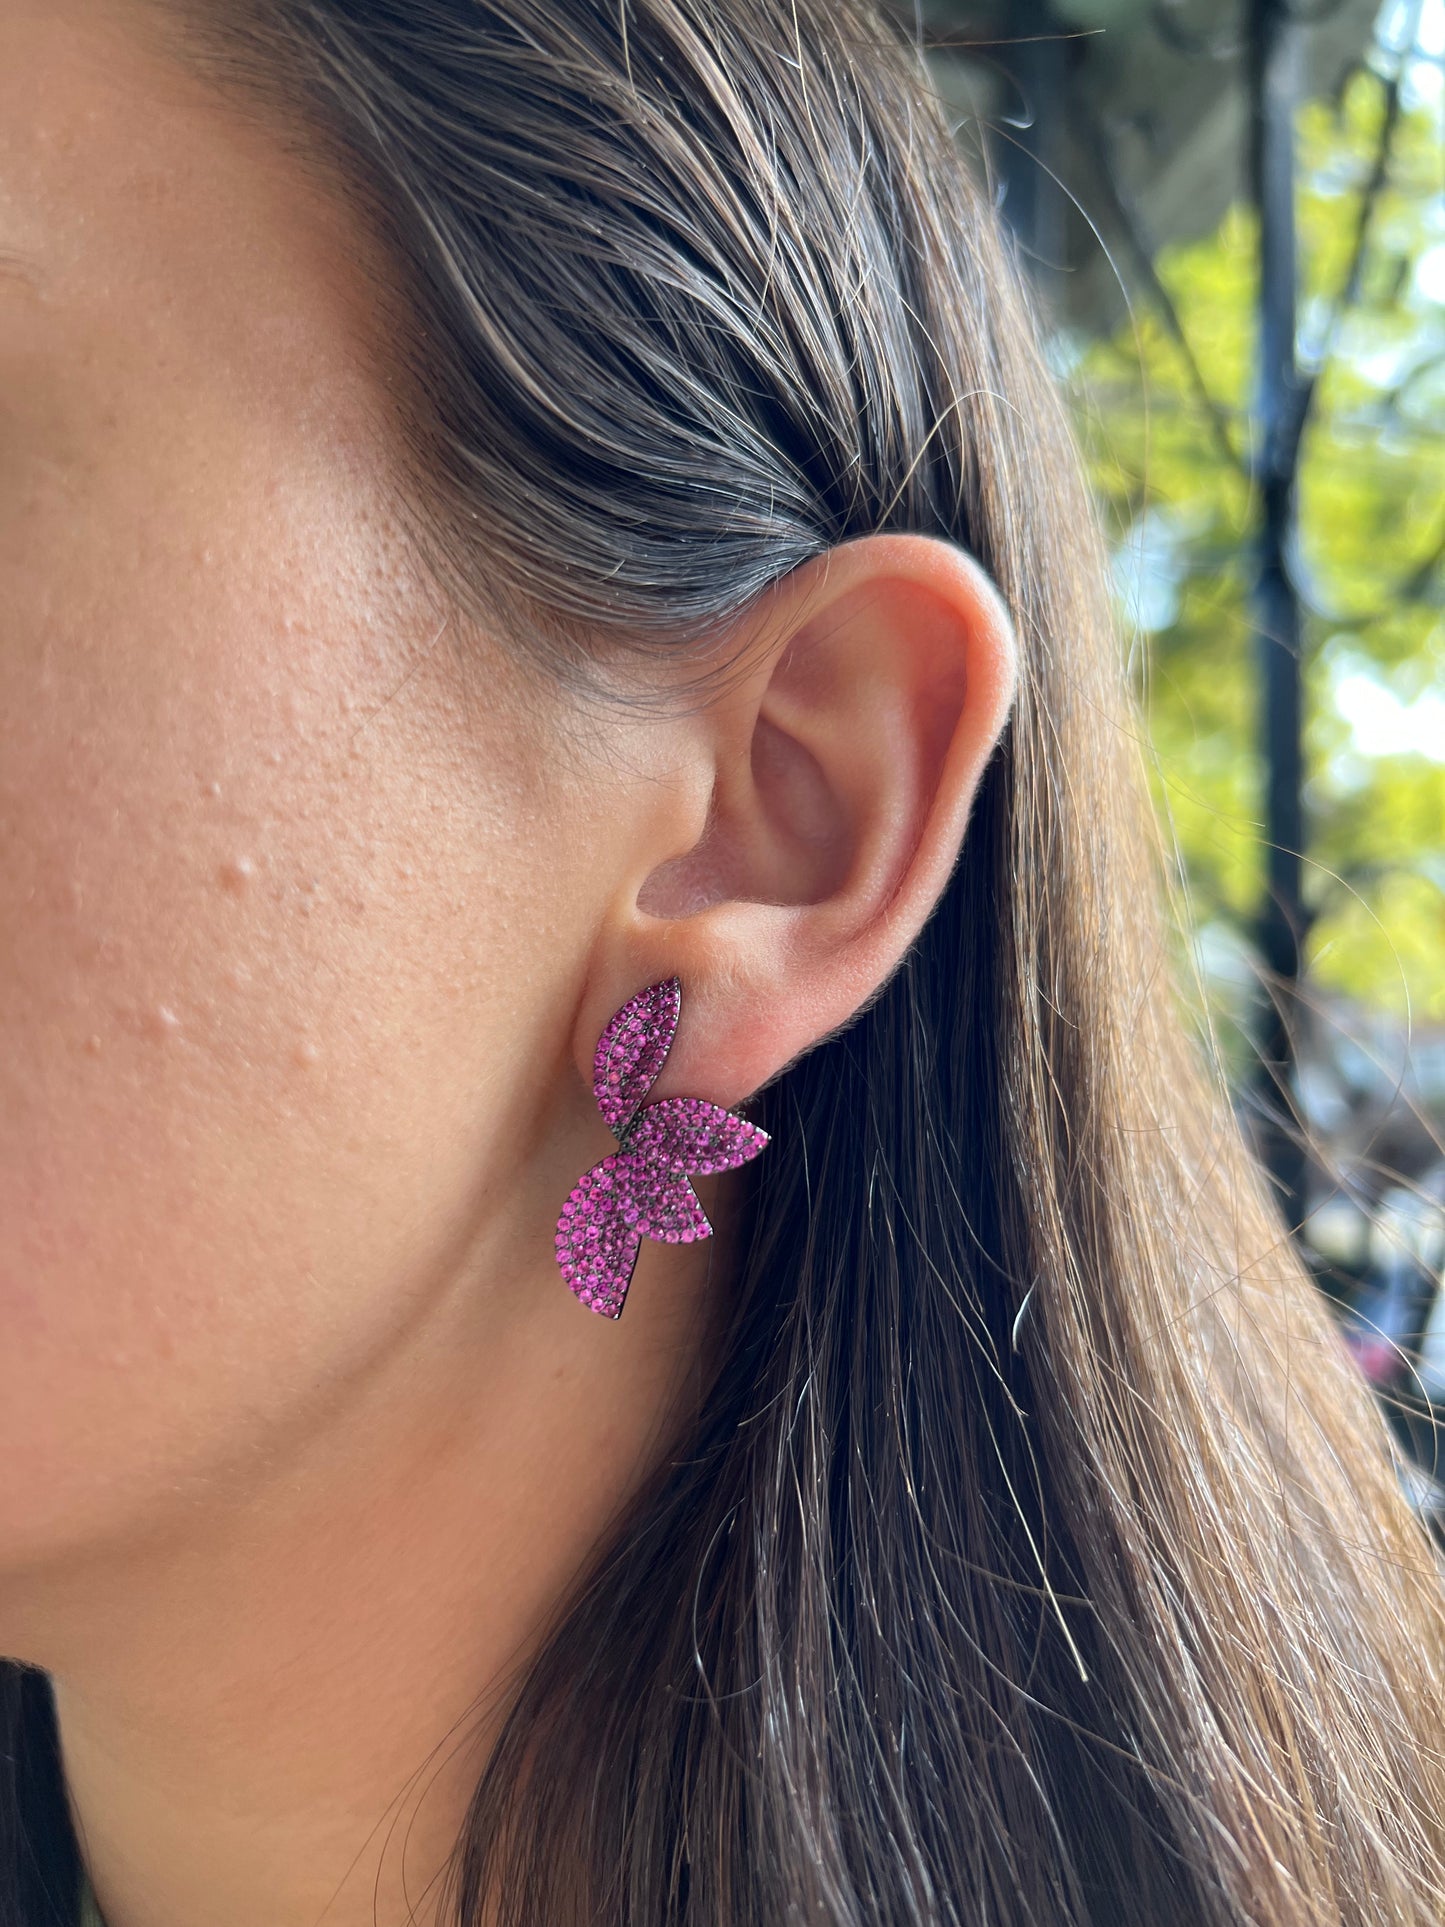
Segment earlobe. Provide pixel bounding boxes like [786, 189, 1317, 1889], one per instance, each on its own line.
[593, 533, 1018, 1113]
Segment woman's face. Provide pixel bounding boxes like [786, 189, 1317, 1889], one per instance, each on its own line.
[0, 0, 637, 1591]
[0, 0, 1016, 1643]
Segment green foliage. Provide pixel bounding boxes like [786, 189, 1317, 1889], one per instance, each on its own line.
[1069, 59, 1445, 1027]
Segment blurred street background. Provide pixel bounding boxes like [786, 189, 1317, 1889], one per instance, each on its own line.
[900, 0, 1444, 1466]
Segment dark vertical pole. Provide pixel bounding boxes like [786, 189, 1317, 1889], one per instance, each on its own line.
[993, 0, 1067, 305]
[1247, 0, 1309, 1231]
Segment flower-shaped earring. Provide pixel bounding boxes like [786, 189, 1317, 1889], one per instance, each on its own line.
[554, 977, 770, 1318]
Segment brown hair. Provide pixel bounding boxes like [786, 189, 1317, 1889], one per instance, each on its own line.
[6, 1, 1445, 1921]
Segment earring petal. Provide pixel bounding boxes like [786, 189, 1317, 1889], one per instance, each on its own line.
[624, 1096, 770, 1175]
[554, 1151, 644, 1318]
[592, 977, 681, 1138]
[622, 1159, 713, 1244]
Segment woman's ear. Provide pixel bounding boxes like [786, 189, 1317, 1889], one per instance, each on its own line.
[582, 532, 1018, 1107]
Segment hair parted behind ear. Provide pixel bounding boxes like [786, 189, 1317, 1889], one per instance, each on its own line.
[6, 1, 1445, 1924]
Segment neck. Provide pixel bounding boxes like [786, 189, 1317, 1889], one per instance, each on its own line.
[11, 1226, 723, 1927]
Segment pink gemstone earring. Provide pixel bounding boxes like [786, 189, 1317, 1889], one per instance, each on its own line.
[554, 976, 770, 1319]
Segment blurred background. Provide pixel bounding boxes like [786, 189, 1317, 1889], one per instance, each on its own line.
[898, 0, 1444, 1472]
